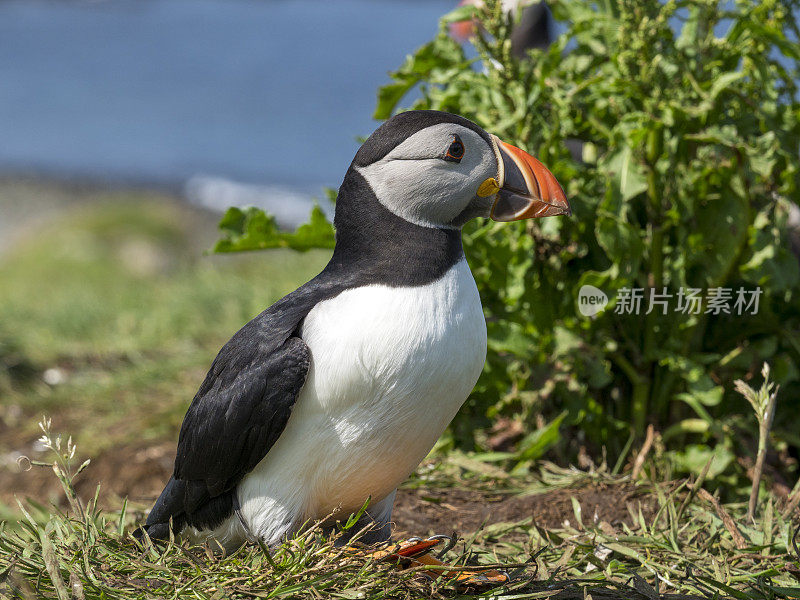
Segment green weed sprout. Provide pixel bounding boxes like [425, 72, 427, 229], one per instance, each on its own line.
[734, 364, 779, 522]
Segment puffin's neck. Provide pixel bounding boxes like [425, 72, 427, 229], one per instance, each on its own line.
[325, 167, 464, 288]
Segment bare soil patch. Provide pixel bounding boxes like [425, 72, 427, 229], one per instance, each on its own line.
[392, 483, 655, 537]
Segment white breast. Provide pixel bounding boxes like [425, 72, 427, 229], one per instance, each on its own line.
[234, 258, 487, 544]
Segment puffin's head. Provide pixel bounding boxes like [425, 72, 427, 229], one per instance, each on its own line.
[351, 110, 570, 229]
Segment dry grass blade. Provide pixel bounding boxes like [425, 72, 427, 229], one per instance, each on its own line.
[39, 526, 69, 600]
[692, 487, 748, 550]
[632, 425, 655, 480]
[677, 456, 714, 523]
[782, 478, 800, 520]
[69, 572, 85, 600]
[2, 567, 38, 600]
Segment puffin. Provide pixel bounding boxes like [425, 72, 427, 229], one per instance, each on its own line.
[140, 110, 570, 550]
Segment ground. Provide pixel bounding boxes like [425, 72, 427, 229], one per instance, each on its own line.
[0, 180, 798, 599]
[1, 436, 657, 536]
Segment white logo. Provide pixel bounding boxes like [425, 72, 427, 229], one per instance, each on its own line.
[578, 284, 608, 317]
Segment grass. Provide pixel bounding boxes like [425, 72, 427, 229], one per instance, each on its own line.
[0, 189, 329, 455]
[0, 418, 798, 599]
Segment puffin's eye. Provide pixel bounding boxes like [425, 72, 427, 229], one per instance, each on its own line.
[443, 135, 465, 163]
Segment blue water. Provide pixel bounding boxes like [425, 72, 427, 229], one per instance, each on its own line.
[0, 0, 453, 193]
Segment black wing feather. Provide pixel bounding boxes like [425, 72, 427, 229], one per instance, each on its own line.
[176, 335, 309, 501]
[142, 326, 310, 536]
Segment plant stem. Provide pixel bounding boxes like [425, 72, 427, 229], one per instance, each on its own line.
[610, 351, 643, 386]
[747, 388, 778, 522]
[631, 379, 650, 435]
[638, 168, 663, 435]
[611, 351, 649, 434]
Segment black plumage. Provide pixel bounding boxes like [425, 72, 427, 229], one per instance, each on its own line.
[351, 110, 493, 168]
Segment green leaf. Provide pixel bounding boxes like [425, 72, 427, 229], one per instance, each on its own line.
[669, 443, 734, 479]
[488, 321, 534, 360]
[373, 34, 466, 119]
[440, 4, 477, 24]
[515, 411, 567, 462]
[213, 205, 335, 253]
[675, 6, 700, 50]
[374, 80, 418, 120]
[684, 174, 749, 287]
[740, 202, 800, 291]
[603, 146, 648, 201]
[679, 370, 724, 408]
[291, 205, 338, 251]
[707, 71, 745, 103]
[662, 418, 709, 441]
[595, 214, 643, 278]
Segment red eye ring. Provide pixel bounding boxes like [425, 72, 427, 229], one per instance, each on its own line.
[443, 134, 465, 162]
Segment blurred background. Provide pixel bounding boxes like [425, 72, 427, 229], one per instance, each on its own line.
[0, 0, 460, 221]
[0, 0, 462, 512]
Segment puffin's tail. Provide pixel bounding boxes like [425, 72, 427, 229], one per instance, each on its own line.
[133, 476, 186, 542]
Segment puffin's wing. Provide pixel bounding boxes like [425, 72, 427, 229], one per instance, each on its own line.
[176, 334, 310, 497]
[142, 327, 310, 536]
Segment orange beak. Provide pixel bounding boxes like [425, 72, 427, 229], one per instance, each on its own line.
[489, 135, 571, 221]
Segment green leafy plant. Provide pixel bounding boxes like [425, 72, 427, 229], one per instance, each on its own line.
[214, 0, 800, 481]
[214, 204, 335, 253]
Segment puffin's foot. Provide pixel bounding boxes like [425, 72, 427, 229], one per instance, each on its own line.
[350, 535, 510, 590]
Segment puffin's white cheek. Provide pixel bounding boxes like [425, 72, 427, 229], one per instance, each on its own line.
[377, 166, 408, 190]
[357, 156, 484, 228]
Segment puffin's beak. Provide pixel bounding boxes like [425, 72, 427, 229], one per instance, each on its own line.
[487, 135, 571, 221]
